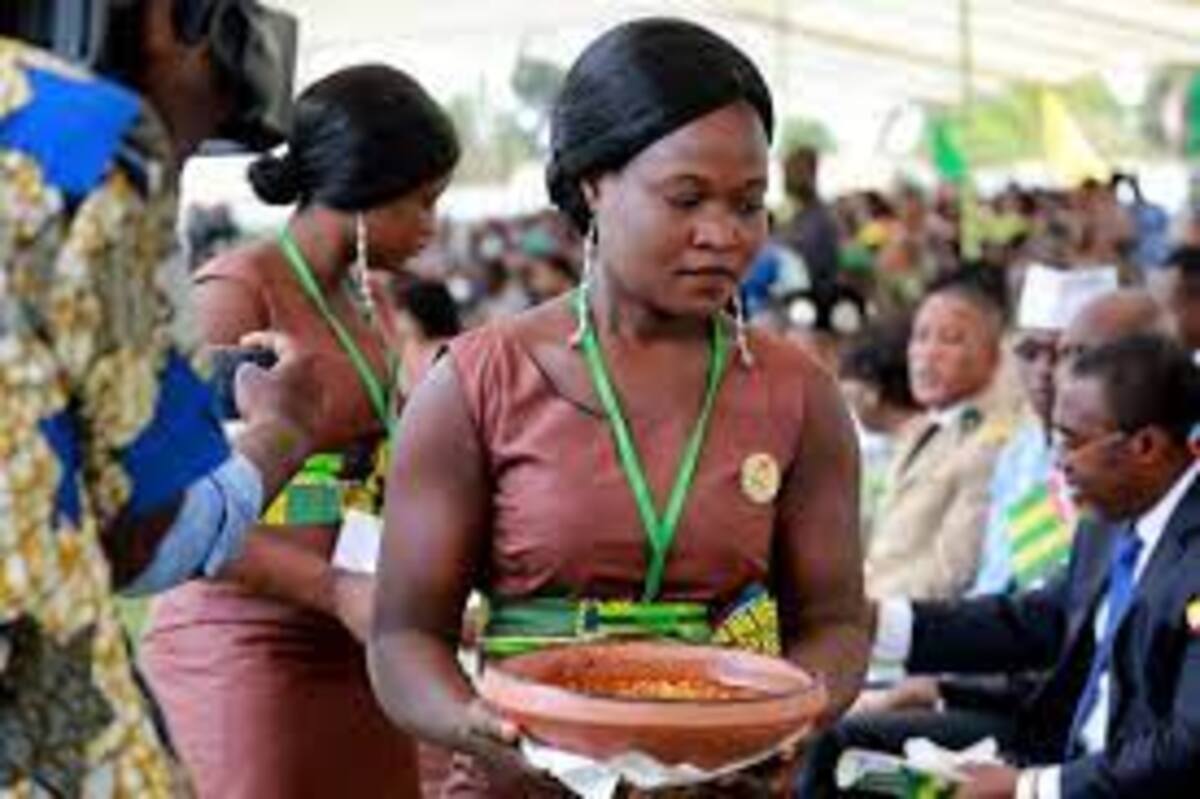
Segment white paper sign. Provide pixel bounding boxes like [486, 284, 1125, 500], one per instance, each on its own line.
[332, 509, 383, 574]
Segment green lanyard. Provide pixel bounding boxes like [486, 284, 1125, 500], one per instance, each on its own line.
[574, 287, 729, 600]
[278, 229, 394, 432]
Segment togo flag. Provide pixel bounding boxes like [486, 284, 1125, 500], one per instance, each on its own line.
[1006, 481, 1074, 589]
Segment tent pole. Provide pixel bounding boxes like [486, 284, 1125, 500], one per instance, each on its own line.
[959, 0, 981, 261]
[774, 0, 790, 121]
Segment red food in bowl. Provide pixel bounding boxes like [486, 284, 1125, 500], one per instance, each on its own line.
[478, 641, 826, 769]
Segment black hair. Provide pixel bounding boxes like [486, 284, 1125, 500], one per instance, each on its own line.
[839, 314, 918, 411]
[1166, 245, 1200, 284]
[546, 17, 773, 233]
[925, 266, 1008, 332]
[392, 278, 461, 339]
[863, 191, 894, 220]
[540, 252, 579, 284]
[1070, 334, 1200, 446]
[248, 63, 459, 210]
[1014, 190, 1037, 217]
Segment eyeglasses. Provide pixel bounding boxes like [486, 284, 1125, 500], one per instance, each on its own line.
[1050, 429, 1128, 459]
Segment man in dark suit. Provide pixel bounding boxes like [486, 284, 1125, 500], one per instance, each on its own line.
[800, 334, 1200, 798]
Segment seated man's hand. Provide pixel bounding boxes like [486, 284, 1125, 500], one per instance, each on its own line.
[955, 764, 1019, 799]
[850, 676, 941, 715]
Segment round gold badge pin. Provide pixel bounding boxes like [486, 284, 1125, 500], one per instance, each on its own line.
[740, 452, 780, 505]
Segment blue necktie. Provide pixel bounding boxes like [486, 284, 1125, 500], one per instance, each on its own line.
[1066, 530, 1144, 755]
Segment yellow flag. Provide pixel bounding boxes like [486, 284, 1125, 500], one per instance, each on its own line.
[1187, 597, 1200, 635]
[1041, 89, 1108, 184]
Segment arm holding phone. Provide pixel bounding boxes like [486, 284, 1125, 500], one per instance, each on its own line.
[113, 330, 324, 595]
[176, 266, 378, 641]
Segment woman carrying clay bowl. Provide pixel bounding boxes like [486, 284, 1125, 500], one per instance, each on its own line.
[369, 17, 869, 796]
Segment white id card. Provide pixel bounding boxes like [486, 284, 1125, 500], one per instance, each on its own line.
[332, 509, 383, 574]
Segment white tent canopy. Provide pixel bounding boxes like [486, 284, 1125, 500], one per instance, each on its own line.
[275, 0, 1200, 108]
[186, 1, 1200, 218]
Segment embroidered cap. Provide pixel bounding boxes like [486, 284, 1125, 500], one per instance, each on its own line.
[1017, 265, 1118, 332]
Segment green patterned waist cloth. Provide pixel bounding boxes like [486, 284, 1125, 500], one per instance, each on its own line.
[481, 584, 781, 658]
[261, 450, 385, 527]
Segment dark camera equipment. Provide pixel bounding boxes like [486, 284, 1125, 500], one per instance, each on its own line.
[208, 345, 278, 420]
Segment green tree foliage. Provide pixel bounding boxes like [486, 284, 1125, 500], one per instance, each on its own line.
[444, 55, 566, 184]
[445, 92, 537, 183]
[779, 115, 837, 155]
[510, 55, 565, 118]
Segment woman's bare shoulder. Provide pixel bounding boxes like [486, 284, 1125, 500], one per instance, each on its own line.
[507, 295, 575, 347]
[194, 237, 280, 286]
[452, 295, 574, 365]
[747, 326, 834, 388]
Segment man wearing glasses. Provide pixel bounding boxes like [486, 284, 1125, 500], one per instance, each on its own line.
[801, 334, 1200, 798]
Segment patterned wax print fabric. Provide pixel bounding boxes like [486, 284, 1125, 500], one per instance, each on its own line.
[0, 39, 229, 797]
[970, 418, 1074, 596]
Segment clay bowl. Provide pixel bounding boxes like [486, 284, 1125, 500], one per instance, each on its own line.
[478, 641, 826, 769]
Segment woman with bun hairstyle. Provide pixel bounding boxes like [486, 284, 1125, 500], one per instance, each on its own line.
[141, 64, 459, 798]
[368, 19, 868, 796]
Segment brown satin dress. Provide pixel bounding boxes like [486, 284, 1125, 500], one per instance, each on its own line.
[437, 318, 811, 798]
[140, 244, 419, 798]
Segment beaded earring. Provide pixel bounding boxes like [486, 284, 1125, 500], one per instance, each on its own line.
[568, 220, 598, 347]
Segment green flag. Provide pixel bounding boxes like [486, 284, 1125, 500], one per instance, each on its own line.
[927, 116, 967, 184]
[1187, 70, 1200, 157]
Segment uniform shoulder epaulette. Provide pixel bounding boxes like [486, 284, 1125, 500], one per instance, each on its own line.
[962, 408, 1015, 445]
